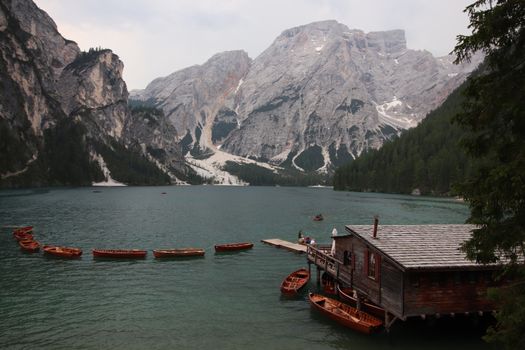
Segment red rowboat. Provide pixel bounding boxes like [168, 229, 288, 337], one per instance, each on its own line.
[214, 242, 253, 252]
[13, 226, 33, 233]
[280, 268, 310, 294]
[13, 231, 34, 241]
[19, 239, 40, 252]
[336, 284, 386, 319]
[313, 214, 324, 221]
[43, 245, 82, 258]
[92, 249, 147, 259]
[153, 248, 205, 258]
[309, 293, 383, 334]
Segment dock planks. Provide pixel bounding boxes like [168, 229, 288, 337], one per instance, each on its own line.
[261, 239, 307, 254]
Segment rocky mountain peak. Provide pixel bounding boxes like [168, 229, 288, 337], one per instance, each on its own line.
[57, 48, 129, 139]
[132, 20, 482, 176]
[1, 0, 193, 187]
[365, 29, 407, 54]
[273, 21, 406, 57]
[206, 49, 251, 66]
[4, 0, 80, 82]
[278, 20, 348, 39]
[131, 49, 252, 151]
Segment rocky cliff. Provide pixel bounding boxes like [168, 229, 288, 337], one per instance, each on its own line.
[124, 106, 195, 183]
[133, 20, 480, 173]
[131, 50, 252, 155]
[0, 0, 188, 187]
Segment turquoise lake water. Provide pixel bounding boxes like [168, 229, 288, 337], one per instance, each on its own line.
[0, 186, 490, 349]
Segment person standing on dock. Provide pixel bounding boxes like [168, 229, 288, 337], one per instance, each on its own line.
[298, 230, 305, 244]
[330, 227, 337, 256]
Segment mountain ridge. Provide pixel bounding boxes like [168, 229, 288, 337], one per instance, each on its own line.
[333, 77, 476, 195]
[0, 0, 193, 187]
[131, 20, 481, 175]
[1, 4, 480, 187]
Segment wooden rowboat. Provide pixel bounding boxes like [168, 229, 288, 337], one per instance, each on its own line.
[19, 239, 40, 252]
[214, 242, 253, 252]
[43, 245, 82, 258]
[309, 293, 383, 334]
[336, 284, 386, 319]
[13, 226, 33, 233]
[13, 231, 34, 241]
[153, 248, 205, 258]
[280, 268, 310, 294]
[92, 249, 147, 259]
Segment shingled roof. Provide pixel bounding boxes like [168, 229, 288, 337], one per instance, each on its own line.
[344, 224, 497, 271]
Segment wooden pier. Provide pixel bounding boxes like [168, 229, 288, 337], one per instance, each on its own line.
[261, 239, 307, 254]
[306, 245, 352, 286]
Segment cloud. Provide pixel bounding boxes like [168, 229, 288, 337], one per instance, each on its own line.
[33, 0, 473, 90]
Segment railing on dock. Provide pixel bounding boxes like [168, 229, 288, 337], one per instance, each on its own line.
[306, 245, 352, 286]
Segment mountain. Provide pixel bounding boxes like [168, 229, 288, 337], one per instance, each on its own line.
[132, 20, 481, 174]
[130, 51, 252, 155]
[0, 5, 481, 187]
[0, 0, 192, 187]
[332, 77, 478, 195]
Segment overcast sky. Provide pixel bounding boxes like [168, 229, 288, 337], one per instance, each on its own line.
[33, 0, 474, 90]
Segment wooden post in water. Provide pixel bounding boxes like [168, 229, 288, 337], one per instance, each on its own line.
[316, 266, 321, 286]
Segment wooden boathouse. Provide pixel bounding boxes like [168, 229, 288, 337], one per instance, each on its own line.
[307, 222, 501, 328]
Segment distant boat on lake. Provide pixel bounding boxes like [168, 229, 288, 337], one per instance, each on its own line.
[153, 248, 205, 258]
[44, 245, 82, 258]
[92, 249, 147, 259]
[19, 239, 40, 252]
[214, 242, 253, 252]
[13, 231, 33, 241]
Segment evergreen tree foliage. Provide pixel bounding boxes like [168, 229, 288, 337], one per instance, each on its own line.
[333, 83, 476, 195]
[68, 47, 111, 70]
[294, 145, 325, 171]
[453, 1, 525, 348]
[43, 118, 104, 186]
[95, 140, 171, 186]
[223, 161, 329, 186]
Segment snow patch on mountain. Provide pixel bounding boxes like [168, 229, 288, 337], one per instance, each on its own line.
[270, 147, 292, 163]
[375, 97, 418, 130]
[92, 153, 127, 187]
[185, 149, 280, 185]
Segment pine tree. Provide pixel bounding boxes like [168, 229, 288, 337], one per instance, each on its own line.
[453, 1, 525, 348]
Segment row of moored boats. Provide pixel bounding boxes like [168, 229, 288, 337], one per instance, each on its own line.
[13, 226, 381, 333]
[280, 268, 384, 334]
[11, 226, 253, 259]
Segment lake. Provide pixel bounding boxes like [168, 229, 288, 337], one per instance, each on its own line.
[0, 186, 489, 349]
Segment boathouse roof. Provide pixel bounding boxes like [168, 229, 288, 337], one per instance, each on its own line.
[343, 224, 495, 271]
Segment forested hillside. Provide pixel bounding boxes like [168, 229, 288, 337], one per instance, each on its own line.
[333, 81, 477, 195]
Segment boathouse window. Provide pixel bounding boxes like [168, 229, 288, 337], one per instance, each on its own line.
[343, 251, 351, 265]
[365, 250, 379, 280]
